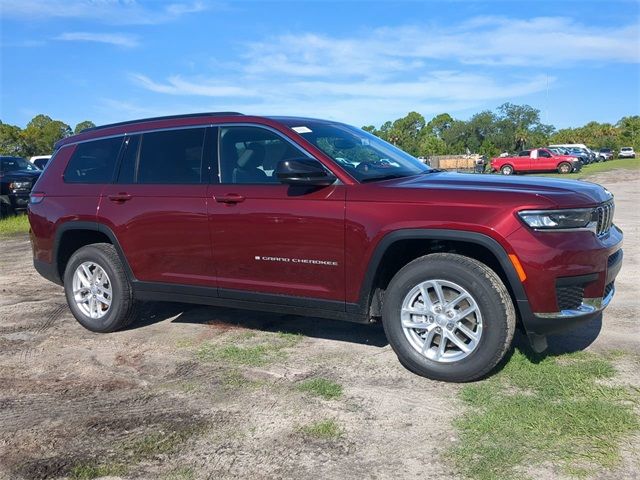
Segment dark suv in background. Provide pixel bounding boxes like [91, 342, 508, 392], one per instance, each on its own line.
[0, 156, 41, 218]
[28, 112, 623, 382]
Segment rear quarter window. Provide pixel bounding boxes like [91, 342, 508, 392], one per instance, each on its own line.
[63, 137, 123, 183]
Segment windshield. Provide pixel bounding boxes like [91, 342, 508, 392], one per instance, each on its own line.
[285, 121, 431, 182]
[0, 157, 38, 173]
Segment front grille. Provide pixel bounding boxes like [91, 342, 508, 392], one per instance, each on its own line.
[593, 201, 614, 236]
[604, 282, 614, 299]
[557, 285, 584, 311]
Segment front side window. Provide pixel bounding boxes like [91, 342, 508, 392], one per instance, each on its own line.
[280, 121, 431, 182]
[63, 137, 123, 183]
[219, 126, 307, 184]
[137, 128, 205, 184]
[539, 150, 551, 158]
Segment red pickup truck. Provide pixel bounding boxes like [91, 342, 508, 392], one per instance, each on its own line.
[491, 148, 582, 175]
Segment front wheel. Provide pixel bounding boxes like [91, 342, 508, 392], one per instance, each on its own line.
[64, 243, 139, 332]
[557, 162, 572, 174]
[381, 253, 516, 382]
[500, 165, 514, 175]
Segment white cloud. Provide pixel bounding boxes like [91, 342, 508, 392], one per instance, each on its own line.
[1, 0, 208, 25]
[55, 32, 139, 48]
[129, 74, 257, 97]
[124, 15, 638, 126]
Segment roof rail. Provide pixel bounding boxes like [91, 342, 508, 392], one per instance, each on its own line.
[80, 112, 244, 133]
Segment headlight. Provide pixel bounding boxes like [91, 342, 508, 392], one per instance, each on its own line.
[518, 208, 594, 230]
[9, 181, 31, 190]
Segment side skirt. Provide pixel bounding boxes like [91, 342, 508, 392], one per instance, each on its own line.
[132, 281, 370, 324]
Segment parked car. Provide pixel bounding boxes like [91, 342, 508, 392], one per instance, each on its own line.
[0, 156, 41, 218]
[619, 147, 636, 159]
[565, 148, 591, 165]
[597, 148, 614, 161]
[549, 143, 594, 164]
[29, 112, 622, 382]
[30, 155, 52, 170]
[491, 148, 582, 175]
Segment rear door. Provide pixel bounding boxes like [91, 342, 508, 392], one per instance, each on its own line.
[98, 127, 216, 287]
[206, 124, 346, 304]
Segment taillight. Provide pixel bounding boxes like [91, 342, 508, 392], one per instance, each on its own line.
[29, 192, 45, 204]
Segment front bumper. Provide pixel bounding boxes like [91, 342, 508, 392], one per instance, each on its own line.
[1, 192, 31, 211]
[507, 223, 623, 336]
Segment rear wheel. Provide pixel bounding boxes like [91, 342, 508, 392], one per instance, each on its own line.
[63, 243, 139, 332]
[381, 253, 515, 382]
[558, 162, 572, 174]
[500, 165, 514, 175]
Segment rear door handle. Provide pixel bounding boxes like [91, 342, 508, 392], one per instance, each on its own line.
[214, 193, 245, 204]
[108, 193, 133, 203]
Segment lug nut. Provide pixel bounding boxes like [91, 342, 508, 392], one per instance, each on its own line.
[446, 322, 454, 330]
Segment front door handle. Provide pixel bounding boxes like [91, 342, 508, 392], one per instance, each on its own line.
[215, 193, 245, 204]
[108, 193, 133, 203]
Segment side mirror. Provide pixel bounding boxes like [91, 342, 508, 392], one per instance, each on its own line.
[276, 158, 337, 186]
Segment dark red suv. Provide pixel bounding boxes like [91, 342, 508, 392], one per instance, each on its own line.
[28, 112, 623, 382]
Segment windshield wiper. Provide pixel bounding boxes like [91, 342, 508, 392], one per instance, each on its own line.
[361, 174, 409, 183]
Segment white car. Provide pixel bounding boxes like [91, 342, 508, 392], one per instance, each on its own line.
[618, 147, 636, 159]
[29, 155, 51, 170]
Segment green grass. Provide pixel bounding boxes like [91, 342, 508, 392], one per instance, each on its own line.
[0, 213, 29, 236]
[126, 429, 200, 462]
[297, 377, 343, 400]
[452, 349, 639, 480]
[195, 331, 303, 366]
[534, 156, 640, 179]
[68, 425, 204, 479]
[69, 462, 127, 480]
[300, 419, 343, 439]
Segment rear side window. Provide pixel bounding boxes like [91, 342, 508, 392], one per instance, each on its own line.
[137, 128, 205, 184]
[64, 137, 123, 183]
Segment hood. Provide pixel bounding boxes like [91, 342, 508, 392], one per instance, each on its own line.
[0, 169, 41, 179]
[371, 171, 612, 208]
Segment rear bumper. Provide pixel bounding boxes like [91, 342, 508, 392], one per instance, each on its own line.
[34, 258, 62, 285]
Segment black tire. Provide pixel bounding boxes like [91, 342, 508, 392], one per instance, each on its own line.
[557, 162, 571, 174]
[0, 202, 14, 220]
[63, 243, 138, 332]
[500, 165, 514, 175]
[381, 253, 516, 382]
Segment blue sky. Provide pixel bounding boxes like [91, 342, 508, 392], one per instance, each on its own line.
[1, 0, 639, 130]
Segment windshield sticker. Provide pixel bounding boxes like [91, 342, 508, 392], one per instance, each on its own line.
[292, 126, 312, 134]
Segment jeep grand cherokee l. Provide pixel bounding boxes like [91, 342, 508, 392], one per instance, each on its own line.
[28, 112, 623, 382]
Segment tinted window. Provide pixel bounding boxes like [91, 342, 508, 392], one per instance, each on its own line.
[34, 158, 49, 169]
[517, 151, 530, 157]
[0, 157, 39, 173]
[137, 128, 205, 184]
[538, 150, 551, 158]
[219, 126, 306, 184]
[64, 137, 123, 183]
[116, 135, 140, 184]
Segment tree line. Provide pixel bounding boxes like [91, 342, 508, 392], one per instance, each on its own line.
[0, 115, 95, 158]
[1, 105, 638, 159]
[363, 103, 639, 158]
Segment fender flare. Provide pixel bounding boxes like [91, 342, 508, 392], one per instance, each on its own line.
[348, 229, 530, 317]
[52, 220, 136, 283]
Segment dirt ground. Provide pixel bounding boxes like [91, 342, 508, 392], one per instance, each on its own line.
[0, 169, 638, 480]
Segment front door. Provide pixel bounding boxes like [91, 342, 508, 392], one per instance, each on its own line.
[207, 125, 346, 305]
